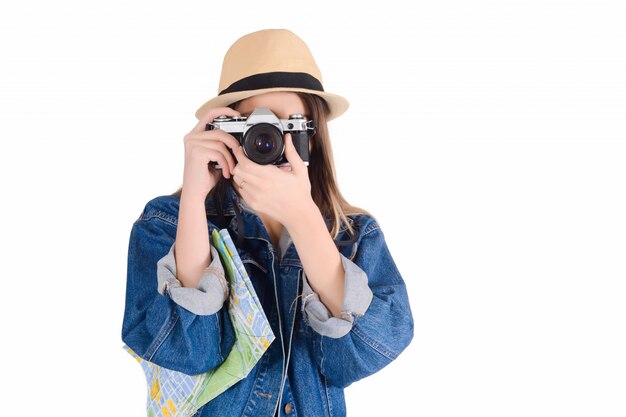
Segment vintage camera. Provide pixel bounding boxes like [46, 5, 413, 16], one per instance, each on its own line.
[206, 107, 316, 168]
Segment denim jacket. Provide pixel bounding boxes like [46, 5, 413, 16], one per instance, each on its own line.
[121, 186, 414, 417]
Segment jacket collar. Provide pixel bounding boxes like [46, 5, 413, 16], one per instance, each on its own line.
[204, 185, 243, 216]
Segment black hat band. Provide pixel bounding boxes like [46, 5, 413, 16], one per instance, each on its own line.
[219, 72, 324, 96]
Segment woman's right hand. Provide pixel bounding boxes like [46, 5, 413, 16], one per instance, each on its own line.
[182, 107, 242, 197]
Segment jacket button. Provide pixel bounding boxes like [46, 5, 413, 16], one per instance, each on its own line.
[284, 402, 293, 414]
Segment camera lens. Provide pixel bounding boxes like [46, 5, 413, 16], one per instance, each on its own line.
[255, 133, 274, 154]
[243, 123, 284, 165]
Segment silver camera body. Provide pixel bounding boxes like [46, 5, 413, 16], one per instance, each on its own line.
[206, 107, 316, 167]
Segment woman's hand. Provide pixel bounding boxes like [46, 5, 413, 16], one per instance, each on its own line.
[231, 133, 314, 227]
[182, 107, 242, 197]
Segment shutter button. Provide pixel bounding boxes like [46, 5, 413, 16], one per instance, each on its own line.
[284, 402, 293, 414]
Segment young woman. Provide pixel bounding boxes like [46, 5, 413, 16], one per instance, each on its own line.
[122, 28, 414, 417]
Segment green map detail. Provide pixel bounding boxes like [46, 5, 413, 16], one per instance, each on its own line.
[124, 228, 275, 417]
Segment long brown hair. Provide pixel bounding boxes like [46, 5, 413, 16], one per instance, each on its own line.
[172, 92, 372, 239]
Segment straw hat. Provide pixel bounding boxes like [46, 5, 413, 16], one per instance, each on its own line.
[194, 29, 349, 121]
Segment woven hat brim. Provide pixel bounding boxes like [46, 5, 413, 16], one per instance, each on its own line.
[194, 87, 349, 121]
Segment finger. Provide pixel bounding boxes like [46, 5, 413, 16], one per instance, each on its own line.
[198, 147, 232, 178]
[234, 144, 275, 175]
[189, 129, 241, 152]
[235, 177, 250, 196]
[212, 151, 233, 178]
[231, 171, 257, 191]
[232, 161, 263, 187]
[283, 133, 305, 173]
[189, 107, 240, 134]
[232, 145, 252, 169]
[186, 130, 240, 170]
[203, 139, 238, 171]
[186, 135, 238, 172]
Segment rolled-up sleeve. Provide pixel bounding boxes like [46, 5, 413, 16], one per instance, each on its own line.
[157, 242, 229, 316]
[301, 253, 373, 338]
[121, 203, 235, 375]
[306, 221, 414, 389]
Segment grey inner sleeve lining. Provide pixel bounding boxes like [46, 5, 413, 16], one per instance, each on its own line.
[156, 242, 229, 316]
[300, 254, 374, 338]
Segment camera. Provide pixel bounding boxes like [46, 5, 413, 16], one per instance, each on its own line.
[205, 107, 316, 168]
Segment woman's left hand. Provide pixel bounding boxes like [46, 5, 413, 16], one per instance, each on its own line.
[231, 133, 314, 227]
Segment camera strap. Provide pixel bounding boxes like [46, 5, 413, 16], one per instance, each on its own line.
[226, 182, 246, 248]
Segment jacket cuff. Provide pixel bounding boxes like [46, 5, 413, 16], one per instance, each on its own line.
[301, 253, 373, 338]
[156, 242, 229, 316]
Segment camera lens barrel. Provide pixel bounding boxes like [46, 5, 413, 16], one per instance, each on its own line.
[243, 123, 284, 165]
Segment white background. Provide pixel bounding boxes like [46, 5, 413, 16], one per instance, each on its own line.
[1, 0, 625, 416]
